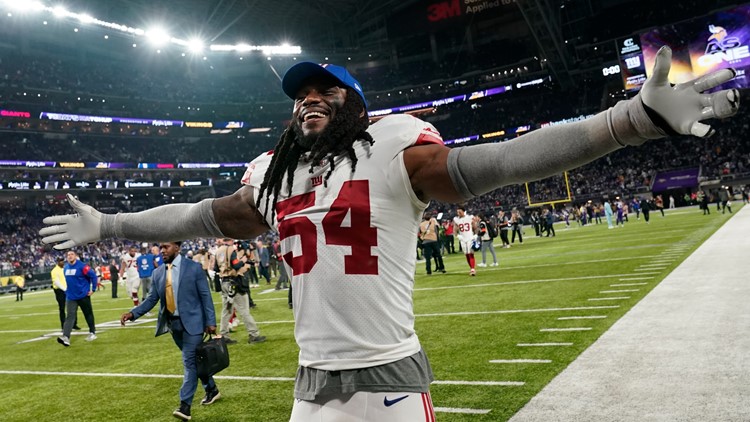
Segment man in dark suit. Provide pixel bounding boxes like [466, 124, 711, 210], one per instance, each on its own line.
[109, 259, 119, 298]
[120, 241, 219, 421]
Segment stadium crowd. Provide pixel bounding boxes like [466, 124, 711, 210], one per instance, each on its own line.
[3, 110, 747, 279]
[0, 196, 286, 279]
[0, 53, 284, 117]
[0, 131, 276, 164]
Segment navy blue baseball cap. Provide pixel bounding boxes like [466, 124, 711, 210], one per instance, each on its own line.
[282, 62, 368, 108]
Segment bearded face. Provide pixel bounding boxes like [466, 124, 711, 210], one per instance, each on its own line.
[256, 78, 371, 224]
[291, 80, 366, 151]
[291, 80, 346, 148]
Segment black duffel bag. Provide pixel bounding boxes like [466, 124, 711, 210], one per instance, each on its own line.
[196, 334, 230, 378]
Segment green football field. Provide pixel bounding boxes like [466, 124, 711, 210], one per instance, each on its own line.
[0, 205, 741, 421]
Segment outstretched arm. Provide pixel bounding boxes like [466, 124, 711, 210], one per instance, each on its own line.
[40, 185, 270, 250]
[212, 185, 271, 239]
[404, 46, 740, 203]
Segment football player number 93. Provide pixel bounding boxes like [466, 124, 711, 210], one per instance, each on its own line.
[275, 180, 379, 276]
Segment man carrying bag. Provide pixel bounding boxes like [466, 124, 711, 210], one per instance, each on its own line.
[121, 241, 221, 421]
[196, 333, 230, 380]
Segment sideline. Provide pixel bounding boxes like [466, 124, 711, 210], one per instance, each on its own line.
[510, 207, 750, 421]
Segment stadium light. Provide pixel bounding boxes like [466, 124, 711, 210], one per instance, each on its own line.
[2, 2, 302, 57]
[261, 44, 301, 55]
[187, 38, 204, 53]
[52, 6, 69, 18]
[77, 13, 94, 24]
[145, 27, 170, 46]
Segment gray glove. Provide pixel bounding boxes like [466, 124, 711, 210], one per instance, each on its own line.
[40, 194, 224, 250]
[39, 194, 105, 250]
[640, 45, 740, 138]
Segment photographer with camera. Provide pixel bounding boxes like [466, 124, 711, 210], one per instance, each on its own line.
[233, 240, 257, 307]
[215, 238, 266, 345]
[242, 241, 261, 288]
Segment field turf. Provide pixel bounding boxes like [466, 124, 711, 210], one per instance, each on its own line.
[0, 205, 740, 421]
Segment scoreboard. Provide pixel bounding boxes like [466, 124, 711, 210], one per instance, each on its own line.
[618, 4, 750, 92]
[616, 36, 647, 91]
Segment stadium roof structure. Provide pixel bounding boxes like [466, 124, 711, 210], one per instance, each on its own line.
[25, 0, 739, 87]
[58, 0, 423, 49]
[1, 0, 741, 90]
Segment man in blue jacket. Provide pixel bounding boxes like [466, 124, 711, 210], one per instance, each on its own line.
[120, 241, 219, 421]
[58, 250, 98, 346]
[136, 246, 156, 302]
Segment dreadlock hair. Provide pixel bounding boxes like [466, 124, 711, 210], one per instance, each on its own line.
[258, 93, 374, 223]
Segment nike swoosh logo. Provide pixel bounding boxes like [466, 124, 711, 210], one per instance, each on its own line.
[383, 395, 409, 407]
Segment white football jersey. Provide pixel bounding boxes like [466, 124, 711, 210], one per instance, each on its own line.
[122, 253, 140, 279]
[243, 114, 443, 371]
[453, 215, 475, 241]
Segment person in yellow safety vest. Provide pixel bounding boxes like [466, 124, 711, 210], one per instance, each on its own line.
[15, 275, 25, 301]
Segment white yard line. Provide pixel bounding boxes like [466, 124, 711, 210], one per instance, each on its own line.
[489, 359, 552, 364]
[416, 305, 619, 318]
[517, 343, 573, 347]
[435, 407, 492, 414]
[432, 380, 525, 386]
[415, 273, 658, 292]
[540, 327, 592, 332]
[610, 283, 648, 287]
[588, 297, 630, 301]
[618, 277, 654, 281]
[557, 316, 607, 320]
[481, 255, 657, 272]
[600, 289, 640, 293]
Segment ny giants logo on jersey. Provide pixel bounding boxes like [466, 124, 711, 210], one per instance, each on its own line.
[310, 175, 323, 187]
[64, 265, 91, 276]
